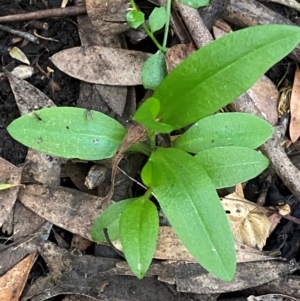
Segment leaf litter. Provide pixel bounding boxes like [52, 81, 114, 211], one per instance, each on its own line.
[2, 2, 300, 301]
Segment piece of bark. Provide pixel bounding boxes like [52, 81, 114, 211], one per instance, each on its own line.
[174, 0, 212, 48]
[221, 0, 300, 63]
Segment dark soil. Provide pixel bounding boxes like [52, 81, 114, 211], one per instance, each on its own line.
[0, 2, 80, 165]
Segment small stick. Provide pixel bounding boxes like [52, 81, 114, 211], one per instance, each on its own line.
[0, 6, 87, 23]
[0, 23, 39, 44]
[173, 0, 213, 48]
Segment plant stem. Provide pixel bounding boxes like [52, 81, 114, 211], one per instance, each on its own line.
[129, 0, 138, 10]
[142, 23, 165, 52]
[148, 130, 156, 149]
[162, 0, 172, 49]
[144, 188, 153, 199]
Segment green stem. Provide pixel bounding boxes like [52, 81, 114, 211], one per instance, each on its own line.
[144, 188, 153, 199]
[129, 0, 137, 10]
[148, 129, 156, 150]
[162, 0, 172, 49]
[142, 23, 165, 53]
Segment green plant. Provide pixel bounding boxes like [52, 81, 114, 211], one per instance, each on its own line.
[7, 25, 300, 281]
[127, 0, 210, 89]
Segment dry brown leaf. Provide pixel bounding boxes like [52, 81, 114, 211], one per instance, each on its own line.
[246, 76, 279, 125]
[0, 252, 36, 301]
[165, 43, 196, 72]
[0, 157, 22, 227]
[6, 70, 55, 115]
[18, 184, 106, 240]
[113, 226, 278, 263]
[235, 183, 245, 198]
[77, 15, 128, 116]
[50, 46, 150, 86]
[289, 65, 300, 142]
[86, 0, 129, 35]
[222, 193, 271, 250]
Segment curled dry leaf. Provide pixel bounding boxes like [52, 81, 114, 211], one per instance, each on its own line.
[50, 46, 150, 86]
[290, 65, 300, 142]
[222, 193, 271, 250]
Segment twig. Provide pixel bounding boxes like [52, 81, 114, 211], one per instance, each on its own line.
[0, 6, 87, 23]
[173, 0, 213, 48]
[0, 23, 39, 44]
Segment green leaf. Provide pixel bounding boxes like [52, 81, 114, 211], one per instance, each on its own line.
[195, 147, 269, 188]
[149, 7, 167, 33]
[126, 10, 145, 29]
[120, 196, 159, 279]
[148, 147, 236, 281]
[180, 0, 209, 9]
[126, 142, 151, 156]
[133, 97, 173, 133]
[91, 198, 136, 242]
[173, 113, 274, 153]
[142, 50, 167, 90]
[7, 107, 127, 160]
[154, 25, 300, 129]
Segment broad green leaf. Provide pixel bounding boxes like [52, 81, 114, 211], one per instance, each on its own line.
[195, 147, 269, 189]
[149, 7, 167, 33]
[180, 0, 209, 8]
[133, 97, 173, 133]
[7, 107, 127, 160]
[126, 10, 145, 29]
[91, 198, 136, 242]
[148, 147, 236, 281]
[120, 196, 159, 279]
[154, 25, 300, 129]
[173, 113, 274, 153]
[142, 50, 167, 90]
[141, 159, 163, 187]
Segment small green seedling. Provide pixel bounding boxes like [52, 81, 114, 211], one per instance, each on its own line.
[8, 25, 300, 281]
[126, 0, 210, 89]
